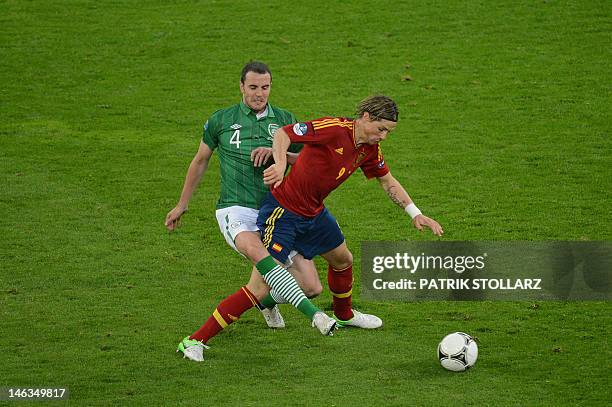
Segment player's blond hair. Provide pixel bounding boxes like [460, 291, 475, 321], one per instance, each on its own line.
[356, 95, 399, 122]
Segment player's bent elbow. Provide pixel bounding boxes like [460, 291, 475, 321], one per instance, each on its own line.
[193, 156, 210, 169]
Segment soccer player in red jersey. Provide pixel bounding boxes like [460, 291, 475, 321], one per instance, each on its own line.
[257, 95, 444, 328]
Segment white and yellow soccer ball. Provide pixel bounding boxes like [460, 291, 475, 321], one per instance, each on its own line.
[437, 332, 478, 372]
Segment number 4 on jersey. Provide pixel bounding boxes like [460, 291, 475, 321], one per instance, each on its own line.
[230, 129, 241, 148]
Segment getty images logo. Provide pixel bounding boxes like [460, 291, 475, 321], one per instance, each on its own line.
[372, 252, 487, 274]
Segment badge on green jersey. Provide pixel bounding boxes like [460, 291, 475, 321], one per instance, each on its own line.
[267, 123, 279, 141]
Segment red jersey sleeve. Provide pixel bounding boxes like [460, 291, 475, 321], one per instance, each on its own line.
[360, 144, 390, 179]
[281, 117, 340, 144]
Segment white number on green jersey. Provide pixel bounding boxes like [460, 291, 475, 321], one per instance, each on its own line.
[230, 130, 241, 148]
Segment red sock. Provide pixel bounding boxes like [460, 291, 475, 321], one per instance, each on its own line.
[190, 286, 259, 343]
[328, 264, 354, 321]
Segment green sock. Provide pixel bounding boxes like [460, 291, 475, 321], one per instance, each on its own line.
[256, 256, 320, 319]
[261, 293, 277, 309]
[296, 298, 320, 320]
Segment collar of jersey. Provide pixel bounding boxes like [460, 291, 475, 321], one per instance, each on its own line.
[350, 118, 359, 149]
[239, 101, 276, 119]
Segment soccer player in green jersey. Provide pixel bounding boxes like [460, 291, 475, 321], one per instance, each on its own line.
[166, 62, 336, 362]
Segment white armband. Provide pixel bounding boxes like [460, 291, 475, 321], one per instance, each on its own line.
[405, 203, 422, 219]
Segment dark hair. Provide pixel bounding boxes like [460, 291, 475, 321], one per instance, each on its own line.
[240, 61, 272, 83]
[356, 95, 399, 122]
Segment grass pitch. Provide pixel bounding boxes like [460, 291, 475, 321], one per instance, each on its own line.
[1, 0, 610, 405]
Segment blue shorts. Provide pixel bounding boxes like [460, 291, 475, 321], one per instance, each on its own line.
[256, 193, 345, 264]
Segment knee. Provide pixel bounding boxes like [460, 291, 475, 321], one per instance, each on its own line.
[303, 281, 323, 299]
[237, 240, 268, 263]
[243, 244, 262, 262]
[331, 250, 353, 271]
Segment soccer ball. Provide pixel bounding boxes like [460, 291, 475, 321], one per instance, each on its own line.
[437, 332, 478, 372]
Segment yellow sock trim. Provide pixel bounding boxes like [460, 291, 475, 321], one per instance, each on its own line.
[212, 309, 228, 329]
[331, 288, 353, 299]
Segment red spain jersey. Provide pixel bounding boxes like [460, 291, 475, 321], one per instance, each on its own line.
[272, 117, 390, 218]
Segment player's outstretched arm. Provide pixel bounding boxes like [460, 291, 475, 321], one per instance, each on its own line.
[376, 172, 444, 237]
[165, 141, 213, 231]
[263, 128, 291, 188]
[250, 147, 299, 167]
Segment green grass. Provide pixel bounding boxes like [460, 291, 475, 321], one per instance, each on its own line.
[1, 0, 610, 405]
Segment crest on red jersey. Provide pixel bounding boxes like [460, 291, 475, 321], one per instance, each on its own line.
[354, 151, 367, 167]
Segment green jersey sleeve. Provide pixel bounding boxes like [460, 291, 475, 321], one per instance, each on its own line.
[202, 114, 220, 150]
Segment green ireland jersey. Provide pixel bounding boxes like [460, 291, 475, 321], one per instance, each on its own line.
[203, 101, 299, 210]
